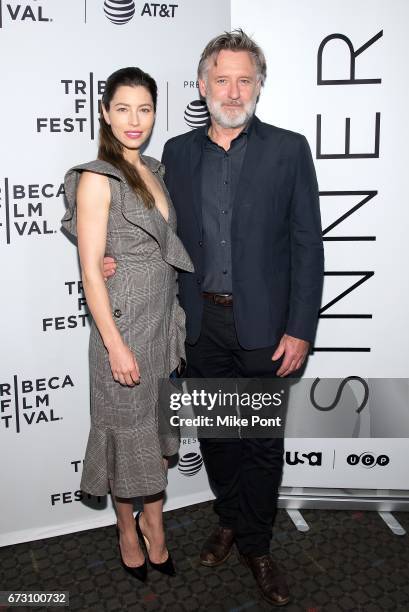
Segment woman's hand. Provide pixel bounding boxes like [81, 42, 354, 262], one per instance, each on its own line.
[108, 341, 140, 386]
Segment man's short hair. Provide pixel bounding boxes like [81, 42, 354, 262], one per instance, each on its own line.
[198, 29, 267, 86]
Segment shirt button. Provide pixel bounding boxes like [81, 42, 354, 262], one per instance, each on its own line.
[220, 240, 226, 246]
[221, 210, 227, 214]
[224, 180, 229, 185]
[222, 270, 227, 275]
[197, 279, 202, 285]
[198, 240, 203, 247]
[113, 309, 122, 318]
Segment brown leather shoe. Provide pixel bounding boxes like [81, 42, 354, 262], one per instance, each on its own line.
[241, 554, 290, 606]
[199, 526, 235, 567]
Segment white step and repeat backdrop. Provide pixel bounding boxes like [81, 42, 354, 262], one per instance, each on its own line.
[1, 0, 409, 545]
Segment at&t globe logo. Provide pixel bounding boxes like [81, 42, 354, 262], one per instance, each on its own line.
[178, 452, 203, 476]
[184, 100, 209, 129]
[104, 0, 136, 24]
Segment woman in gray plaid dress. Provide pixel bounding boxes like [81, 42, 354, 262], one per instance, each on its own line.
[62, 68, 193, 580]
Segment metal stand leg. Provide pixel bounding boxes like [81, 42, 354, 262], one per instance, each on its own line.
[378, 511, 406, 535]
[286, 509, 310, 532]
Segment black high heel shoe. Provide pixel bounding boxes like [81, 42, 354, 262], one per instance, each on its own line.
[116, 526, 148, 582]
[135, 512, 176, 576]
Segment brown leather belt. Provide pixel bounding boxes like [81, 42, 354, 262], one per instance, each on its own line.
[202, 292, 233, 306]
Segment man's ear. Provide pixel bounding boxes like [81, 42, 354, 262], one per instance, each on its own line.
[102, 103, 110, 125]
[198, 78, 207, 99]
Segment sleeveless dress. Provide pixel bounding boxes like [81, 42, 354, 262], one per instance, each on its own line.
[62, 156, 194, 498]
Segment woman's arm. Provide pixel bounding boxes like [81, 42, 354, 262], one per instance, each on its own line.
[76, 171, 140, 386]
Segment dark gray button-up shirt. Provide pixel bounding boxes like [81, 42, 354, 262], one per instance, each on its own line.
[201, 123, 249, 293]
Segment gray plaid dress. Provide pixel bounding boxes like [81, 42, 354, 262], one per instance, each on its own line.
[62, 157, 194, 498]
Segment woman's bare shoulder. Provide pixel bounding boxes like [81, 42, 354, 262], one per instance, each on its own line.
[77, 169, 110, 202]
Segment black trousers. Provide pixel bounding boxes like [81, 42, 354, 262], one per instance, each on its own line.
[185, 299, 285, 556]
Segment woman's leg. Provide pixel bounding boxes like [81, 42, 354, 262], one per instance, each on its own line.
[111, 478, 145, 568]
[138, 458, 170, 563]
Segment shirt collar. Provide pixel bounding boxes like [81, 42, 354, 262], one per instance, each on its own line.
[203, 113, 254, 144]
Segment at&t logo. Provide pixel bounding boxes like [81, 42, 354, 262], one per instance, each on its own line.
[184, 100, 209, 129]
[103, 1, 178, 24]
[178, 452, 203, 476]
[104, 0, 135, 24]
[347, 452, 389, 468]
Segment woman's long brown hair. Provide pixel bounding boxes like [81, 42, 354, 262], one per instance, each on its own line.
[98, 67, 157, 209]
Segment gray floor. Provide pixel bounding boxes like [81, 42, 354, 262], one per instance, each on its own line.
[1, 501, 408, 611]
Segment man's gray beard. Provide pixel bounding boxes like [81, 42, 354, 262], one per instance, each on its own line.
[206, 95, 257, 129]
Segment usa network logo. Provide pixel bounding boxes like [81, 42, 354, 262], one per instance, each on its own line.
[285, 451, 322, 467]
[0, 1, 52, 28]
[102, 0, 178, 24]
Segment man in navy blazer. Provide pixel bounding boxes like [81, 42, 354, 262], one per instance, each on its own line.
[162, 30, 323, 606]
[162, 111, 323, 353]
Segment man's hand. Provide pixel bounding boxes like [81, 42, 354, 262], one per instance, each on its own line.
[103, 256, 116, 280]
[272, 333, 310, 377]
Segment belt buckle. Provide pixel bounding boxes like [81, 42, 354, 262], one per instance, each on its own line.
[216, 293, 232, 306]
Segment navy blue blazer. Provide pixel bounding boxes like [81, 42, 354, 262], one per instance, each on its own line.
[162, 115, 324, 350]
